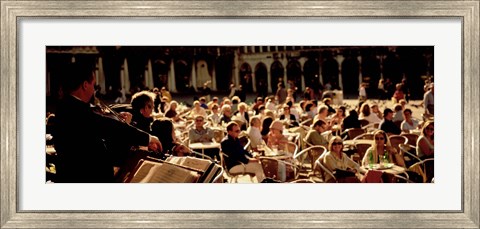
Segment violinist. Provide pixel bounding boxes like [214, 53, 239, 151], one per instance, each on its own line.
[54, 61, 162, 183]
[130, 90, 155, 132]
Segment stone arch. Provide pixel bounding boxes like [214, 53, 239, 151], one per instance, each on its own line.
[254, 62, 268, 95]
[322, 52, 339, 89]
[174, 59, 190, 92]
[153, 59, 169, 89]
[239, 62, 253, 93]
[303, 58, 320, 96]
[270, 60, 284, 92]
[286, 60, 302, 92]
[341, 55, 360, 96]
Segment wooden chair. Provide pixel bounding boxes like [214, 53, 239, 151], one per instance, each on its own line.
[258, 157, 299, 182]
[353, 133, 374, 140]
[219, 152, 255, 183]
[283, 141, 299, 157]
[361, 122, 379, 133]
[400, 133, 419, 146]
[238, 134, 251, 151]
[212, 128, 226, 143]
[408, 158, 434, 183]
[359, 119, 370, 128]
[289, 178, 316, 183]
[398, 144, 422, 168]
[293, 145, 327, 177]
[389, 135, 408, 153]
[345, 128, 366, 140]
[313, 154, 336, 183]
[354, 142, 372, 164]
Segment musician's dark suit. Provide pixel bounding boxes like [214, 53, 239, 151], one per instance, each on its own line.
[54, 95, 150, 183]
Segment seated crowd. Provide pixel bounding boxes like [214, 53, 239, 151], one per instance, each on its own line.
[48, 81, 434, 183]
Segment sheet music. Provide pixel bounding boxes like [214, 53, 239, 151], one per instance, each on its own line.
[182, 157, 211, 171]
[130, 161, 157, 183]
[149, 163, 198, 183]
[166, 156, 211, 171]
[130, 160, 200, 183]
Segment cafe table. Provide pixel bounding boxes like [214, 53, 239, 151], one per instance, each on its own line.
[361, 163, 406, 175]
[189, 142, 221, 158]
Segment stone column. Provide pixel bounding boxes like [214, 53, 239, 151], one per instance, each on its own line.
[97, 57, 106, 94]
[211, 60, 217, 91]
[233, 52, 240, 86]
[357, 56, 363, 84]
[336, 55, 345, 90]
[168, 59, 177, 93]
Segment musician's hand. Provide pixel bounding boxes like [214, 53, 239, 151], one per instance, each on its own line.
[119, 112, 132, 124]
[148, 135, 163, 153]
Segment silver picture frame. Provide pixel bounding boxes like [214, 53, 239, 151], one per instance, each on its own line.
[1, 1, 479, 228]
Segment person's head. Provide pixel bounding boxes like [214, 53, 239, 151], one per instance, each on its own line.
[161, 96, 169, 103]
[226, 122, 241, 138]
[403, 108, 413, 121]
[394, 104, 403, 112]
[383, 108, 394, 120]
[169, 101, 178, 110]
[194, 115, 205, 129]
[370, 103, 379, 113]
[421, 121, 434, 139]
[313, 119, 327, 133]
[264, 110, 275, 120]
[161, 87, 167, 92]
[151, 118, 175, 144]
[256, 97, 264, 104]
[336, 106, 346, 117]
[238, 102, 247, 112]
[323, 98, 332, 106]
[131, 91, 155, 118]
[373, 130, 390, 148]
[318, 105, 329, 118]
[305, 102, 314, 112]
[269, 120, 284, 137]
[221, 104, 232, 116]
[249, 116, 261, 128]
[152, 87, 160, 94]
[212, 97, 219, 103]
[62, 61, 96, 102]
[258, 105, 266, 114]
[231, 96, 240, 104]
[399, 99, 407, 108]
[348, 109, 358, 118]
[396, 83, 403, 90]
[211, 104, 219, 114]
[199, 97, 206, 104]
[360, 103, 371, 116]
[193, 100, 201, 109]
[223, 98, 232, 106]
[282, 104, 290, 115]
[328, 136, 344, 153]
[261, 117, 274, 136]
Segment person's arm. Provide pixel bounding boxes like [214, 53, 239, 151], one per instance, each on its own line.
[322, 154, 337, 172]
[418, 137, 434, 156]
[345, 154, 361, 172]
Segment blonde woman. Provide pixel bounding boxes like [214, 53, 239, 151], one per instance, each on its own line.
[362, 130, 405, 167]
[323, 136, 361, 182]
[416, 121, 434, 159]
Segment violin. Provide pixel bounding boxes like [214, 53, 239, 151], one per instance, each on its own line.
[91, 97, 131, 124]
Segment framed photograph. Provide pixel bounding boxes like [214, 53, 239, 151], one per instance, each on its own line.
[1, 0, 478, 228]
